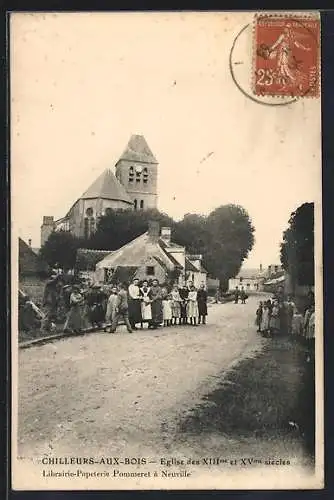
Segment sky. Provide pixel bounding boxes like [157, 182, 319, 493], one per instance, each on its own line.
[11, 12, 321, 269]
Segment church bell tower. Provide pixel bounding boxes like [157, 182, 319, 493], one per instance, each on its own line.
[115, 135, 158, 211]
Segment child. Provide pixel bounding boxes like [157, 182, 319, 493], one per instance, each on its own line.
[187, 285, 199, 326]
[255, 301, 263, 333]
[162, 293, 173, 327]
[171, 285, 182, 325]
[105, 286, 118, 332]
[260, 302, 270, 337]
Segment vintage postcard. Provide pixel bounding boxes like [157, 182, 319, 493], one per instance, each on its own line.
[11, 11, 323, 490]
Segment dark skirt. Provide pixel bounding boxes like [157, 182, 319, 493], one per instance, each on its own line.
[151, 299, 163, 324]
[128, 299, 142, 324]
[197, 299, 207, 316]
[66, 304, 83, 331]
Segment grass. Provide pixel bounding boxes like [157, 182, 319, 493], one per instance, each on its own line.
[178, 336, 315, 459]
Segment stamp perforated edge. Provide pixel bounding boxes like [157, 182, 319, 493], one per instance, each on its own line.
[251, 11, 321, 99]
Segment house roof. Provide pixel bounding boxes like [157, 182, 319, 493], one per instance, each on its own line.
[185, 257, 199, 273]
[76, 248, 113, 271]
[108, 266, 138, 284]
[96, 231, 180, 271]
[236, 268, 263, 280]
[80, 168, 133, 204]
[19, 238, 48, 276]
[264, 275, 285, 285]
[117, 135, 158, 164]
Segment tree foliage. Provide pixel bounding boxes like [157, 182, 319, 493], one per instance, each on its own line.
[39, 230, 83, 271]
[86, 208, 175, 250]
[280, 202, 314, 287]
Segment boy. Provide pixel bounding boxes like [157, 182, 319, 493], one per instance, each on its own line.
[110, 283, 133, 333]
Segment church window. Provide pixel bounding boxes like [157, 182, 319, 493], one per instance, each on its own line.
[129, 166, 134, 182]
[134, 199, 138, 210]
[140, 200, 144, 209]
[146, 266, 155, 276]
[105, 208, 112, 216]
[86, 207, 93, 217]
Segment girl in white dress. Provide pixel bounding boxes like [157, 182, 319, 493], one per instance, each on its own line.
[162, 293, 173, 327]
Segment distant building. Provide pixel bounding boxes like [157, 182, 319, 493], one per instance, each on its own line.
[94, 222, 208, 288]
[41, 134, 159, 245]
[228, 263, 284, 293]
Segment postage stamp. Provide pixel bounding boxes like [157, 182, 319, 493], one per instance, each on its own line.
[253, 14, 320, 98]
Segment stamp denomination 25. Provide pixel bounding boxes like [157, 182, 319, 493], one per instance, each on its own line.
[253, 14, 320, 98]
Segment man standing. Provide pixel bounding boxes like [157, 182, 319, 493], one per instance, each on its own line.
[240, 286, 247, 304]
[197, 283, 208, 325]
[110, 283, 133, 333]
[234, 286, 239, 304]
[128, 278, 142, 330]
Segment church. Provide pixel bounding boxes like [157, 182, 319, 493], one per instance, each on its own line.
[41, 135, 159, 245]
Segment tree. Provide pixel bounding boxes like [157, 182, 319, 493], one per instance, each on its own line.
[173, 205, 255, 287]
[39, 230, 83, 271]
[205, 204, 255, 285]
[280, 202, 314, 291]
[173, 214, 209, 255]
[86, 208, 175, 250]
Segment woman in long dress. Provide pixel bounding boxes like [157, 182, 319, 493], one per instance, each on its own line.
[270, 300, 281, 336]
[268, 24, 311, 91]
[260, 303, 271, 337]
[64, 286, 84, 333]
[187, 285, 199, 326]
[150, 279, 163, 329]
[139, 280, 152, 327]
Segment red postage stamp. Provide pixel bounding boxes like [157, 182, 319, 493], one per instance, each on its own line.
[253, 14, 320, 98]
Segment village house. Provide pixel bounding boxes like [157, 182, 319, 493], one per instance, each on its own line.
[228, 263, 285, 294]
[94, 222, 208, 288]
[40, 134, 159, 245]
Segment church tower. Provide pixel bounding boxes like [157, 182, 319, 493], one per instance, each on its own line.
[115, 135, 158, 211]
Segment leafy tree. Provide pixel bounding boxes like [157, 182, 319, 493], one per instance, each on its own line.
[86, 208, 175, 250]
[205, 204, 255, 285]
[280, 202, 314, 290]
[39, 230, 83, 271]
[173, 214, 209, 255]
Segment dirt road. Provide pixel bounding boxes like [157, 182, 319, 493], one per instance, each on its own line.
[17, 296, 266, 459]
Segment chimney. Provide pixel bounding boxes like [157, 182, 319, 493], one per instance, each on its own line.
[42, 216, 54, 225]
[161, 227, 171, 245]
[148, 220, 160, 241]
[28, 239, 32, 247]
[260, 263, 263, 272]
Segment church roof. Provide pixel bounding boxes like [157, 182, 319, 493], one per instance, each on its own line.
[117, 134, 158, 164]
[80, 168, 133, 204]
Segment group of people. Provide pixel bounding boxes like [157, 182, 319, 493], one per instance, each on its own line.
[19, 272, 209, 335]
[255, 290, 315, 346]
[233, 286, 248, 304]
[104, 278, 208, 333]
